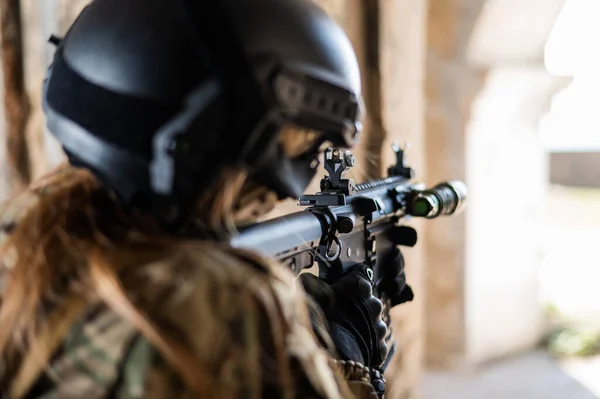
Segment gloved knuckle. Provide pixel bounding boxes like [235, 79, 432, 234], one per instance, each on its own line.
[368, 296, 383, 317]
[376, 320, 387, 338]
[379, 342, 389, 362]
[357, 278, 373, 298]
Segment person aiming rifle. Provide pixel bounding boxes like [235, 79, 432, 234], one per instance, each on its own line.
[0, 0, 465, 398]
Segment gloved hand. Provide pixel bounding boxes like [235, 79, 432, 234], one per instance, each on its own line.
[299, 264, 388, 368]
[374, 246, 414, 308]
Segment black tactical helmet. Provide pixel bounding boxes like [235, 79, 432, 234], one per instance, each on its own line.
[43, 0, 363, 228]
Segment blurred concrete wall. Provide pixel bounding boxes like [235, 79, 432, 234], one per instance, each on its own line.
[465, 67, 557, 365]
[424, 0, 568, 369]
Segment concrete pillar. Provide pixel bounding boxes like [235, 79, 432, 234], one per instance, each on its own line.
[0, 49, 10, 201]
[19, 0, 73, 182]
[20, 0, 55, 179]
[465, 67, 564, 364]
[376, 1, 427, 397]
[424, 0, 487, 369]
[424, 0, 568, 368]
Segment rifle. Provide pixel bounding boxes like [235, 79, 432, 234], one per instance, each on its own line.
[230, 144, 466, 385]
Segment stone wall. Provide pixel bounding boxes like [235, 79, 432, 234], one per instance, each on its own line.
[424, 0, 487, 369]
[377, 2, 427, 396]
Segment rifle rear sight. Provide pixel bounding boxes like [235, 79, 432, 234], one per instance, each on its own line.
[299, 144, 414, 207]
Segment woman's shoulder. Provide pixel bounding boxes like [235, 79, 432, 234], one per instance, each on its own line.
[123, 244, 348, 398]
[131, 242, 300, 306]
[129, 243, 303, 333]
[25, 244, 287, 398]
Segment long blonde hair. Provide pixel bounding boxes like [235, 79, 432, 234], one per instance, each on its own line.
[0, 127, 324, 395]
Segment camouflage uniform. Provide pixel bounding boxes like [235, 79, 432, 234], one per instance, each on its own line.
[0, 175, 379, 399]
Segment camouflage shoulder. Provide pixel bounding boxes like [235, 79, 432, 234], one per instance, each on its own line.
[30, 301, 194, 399]
[31, 304, 147, 398]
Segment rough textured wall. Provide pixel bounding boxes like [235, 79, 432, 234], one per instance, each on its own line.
[376, 2, 427, 397]
[21, 0, 55, 179]
[19, 0, 73, 182]
[1, 0, 31, 191]
[424, 0, 487, 369]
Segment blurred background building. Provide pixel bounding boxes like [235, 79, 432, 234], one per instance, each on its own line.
[0, 0, 599, 398]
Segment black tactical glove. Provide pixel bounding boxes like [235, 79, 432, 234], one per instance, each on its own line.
[299, 264, 388, 368]
[374, 246, 414, 307]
